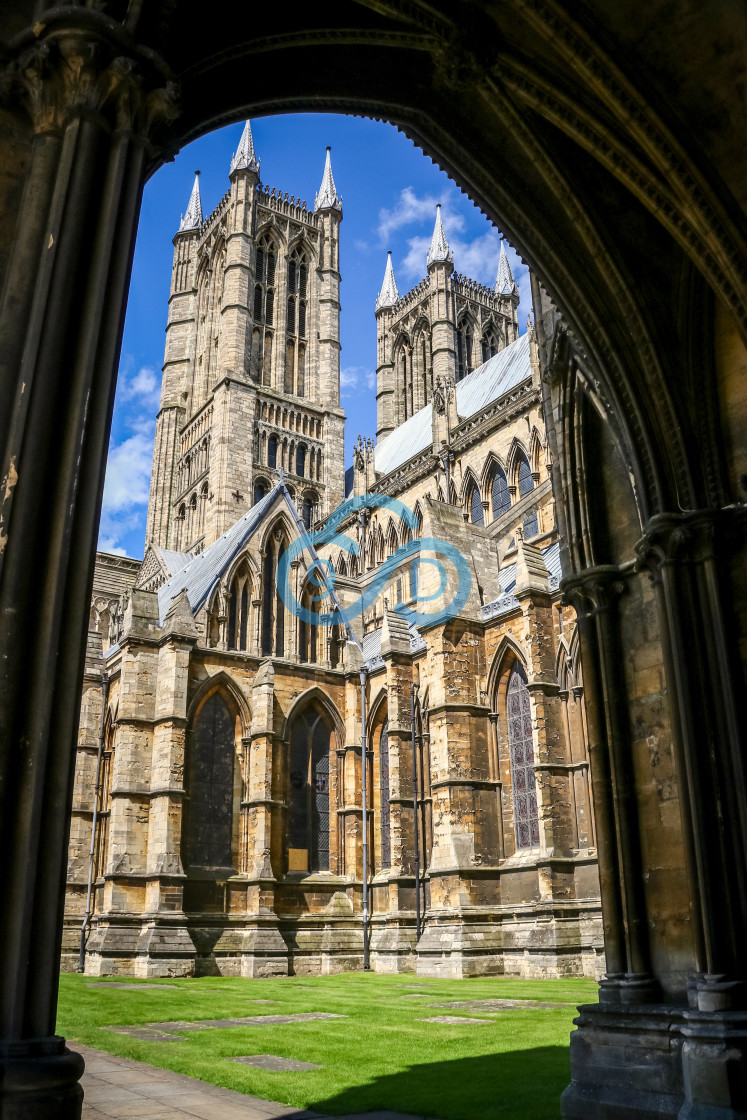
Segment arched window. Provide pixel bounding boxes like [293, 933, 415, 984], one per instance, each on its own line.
[507, 665, 539, 849]
[517, 453, 538, 538]
[296, 443, 306, 477]
[481, 324, 499, 364]
[456, 318, 474, 380]
[469, 486, 484, 526]
[184, 693, 236, 873]
[226, 562, 252, 652]
[285, 247, 308, 395]
[491, 465, 511, 518]
[253, 478, 268, 506]
[302, 496, 314, 530]
[261, 528, 287, 657]
[267, 435, 277, 469]
[379, 719, 391, 870]
[288, 706, 331, 873]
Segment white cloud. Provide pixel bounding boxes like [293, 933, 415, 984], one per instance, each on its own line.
[102, 429, 154, 513]
[377, 187, 465, 246]
[98, 538, 128, 556]
[341, 365, 376, 393]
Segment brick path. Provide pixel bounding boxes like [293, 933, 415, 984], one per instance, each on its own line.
[72, 1043, 426, 1120]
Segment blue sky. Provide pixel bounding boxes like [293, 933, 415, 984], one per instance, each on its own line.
[101, 114, 532, 558]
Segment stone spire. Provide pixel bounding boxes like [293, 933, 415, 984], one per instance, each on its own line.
[427, 204, 453, 267]
[230, 120, 260, 174]
[178, 171, 203, 232]
[375, 251, 399, 311]
[495, 240, 517, 294]
[314, 147, 342, 212]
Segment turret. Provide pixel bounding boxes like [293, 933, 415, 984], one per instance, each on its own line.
[375, 252, 399, 440]
[426, 206, 457, 387]
[313, 147, 342, 408]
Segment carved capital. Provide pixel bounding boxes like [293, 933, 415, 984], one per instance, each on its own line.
[4, 18, 179, 138]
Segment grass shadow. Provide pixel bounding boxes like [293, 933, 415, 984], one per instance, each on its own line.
[309, 1046, 569, 1120]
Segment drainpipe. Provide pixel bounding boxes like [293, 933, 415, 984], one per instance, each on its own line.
[410, 681, 421, 941]
[79, 671, 109, 972]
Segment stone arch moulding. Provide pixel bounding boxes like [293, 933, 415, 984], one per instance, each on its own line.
[487, 633, 528, 706]
[367, 685, 388, 740]
[280, 685, 345, 750]
[186, 670, 252, 738]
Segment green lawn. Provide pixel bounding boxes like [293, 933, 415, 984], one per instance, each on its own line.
[57, 971, 597, 1119]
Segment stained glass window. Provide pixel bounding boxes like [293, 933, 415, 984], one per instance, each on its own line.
[507, 665, 540, 849]
[517, 454, 538, 539]
[470, 487, 484, 526]
[380, 720, 391, 870]
[184, 693, 235, 871]
[491, 467, 511, 518]
[288, 708, 331, 872]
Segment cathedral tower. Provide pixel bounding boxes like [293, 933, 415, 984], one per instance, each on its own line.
[375, 208, 520, 440]
[146, 124, 345, 554]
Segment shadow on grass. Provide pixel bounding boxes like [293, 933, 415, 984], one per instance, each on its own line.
[309, 1046, 570, 1120]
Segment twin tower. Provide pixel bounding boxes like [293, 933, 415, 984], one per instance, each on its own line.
[145, 121, 521, 558]
[145, 121, 345, 556]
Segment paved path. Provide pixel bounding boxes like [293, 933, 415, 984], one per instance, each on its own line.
[73, 1043, 426, 1120]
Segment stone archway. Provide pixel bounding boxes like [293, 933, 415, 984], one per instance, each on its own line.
[0, 4, 745, 1118]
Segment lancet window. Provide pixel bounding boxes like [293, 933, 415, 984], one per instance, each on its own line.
[517, 453, 538, 539]
[226, 561, 252, 652]
[456, 317, 474, 381]
[379, 719, 391, 870]
[507, 665, 540, 849]
[284, 247, 308, 396]
[287, 706, 331, 873]
[261, 528, 288, 657]
[469, 485, 484, 526]
[254, 235, 276, 387]
[491, 465, 511, 519]
[183, 692, 237, 875]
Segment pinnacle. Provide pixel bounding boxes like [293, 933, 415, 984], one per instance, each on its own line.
[427, 204, 453, 267]
[230, 120, 260, 174]
[495, 240, 517, 294]
[178, 171, 203, 232]
[314, 146, 342, 212]
[375, 251, 399, 311]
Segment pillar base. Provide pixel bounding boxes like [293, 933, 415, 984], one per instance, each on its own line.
[562, 1000, 747, 1120]
[0, 1037, 84, 1120]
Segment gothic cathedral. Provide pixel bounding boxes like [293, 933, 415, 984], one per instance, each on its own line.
[66, 123, 603, 980]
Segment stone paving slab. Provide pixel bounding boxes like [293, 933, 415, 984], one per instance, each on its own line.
[228, 1056, 323, 1072]
[427, 998, 575, 1011]
[73, 1043, 429, 1120]
[104, 1013, 348, 1041]
[87, 983, 182, 991]
[417, 1015, 491, 1025]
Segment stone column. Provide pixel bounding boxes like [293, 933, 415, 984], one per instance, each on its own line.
[370, 608, 418, 972]
[0, 19, 175, 1112]
[139, 591, 197, 976]
[241, 660, 288, 976]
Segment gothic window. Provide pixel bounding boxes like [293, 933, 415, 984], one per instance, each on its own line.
[261, 528, 287, 657]
[227, 561, 252, 652]
[253, 478, 268, 506]
[296, 443, 306, 477]
[298, 575, 319, 664]
[507, 665, 540, 849]
[285, 247, 308, 395]
[491, 465, 511, 518]
[184, 693, 236, 873]
[469, 486, 484, 526]
[267, 435, 277, 469]
[288, 707, 331, 873]
[517, 453, 538, 539]
[456, 318, 475, 381]
[379, 719, 391, 870]
[302, 496, 314, 530]
[481, 324, 499, 364]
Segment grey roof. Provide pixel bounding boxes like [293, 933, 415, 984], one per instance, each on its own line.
[374, 332, 531, 476]
[495, 540, 560, 596]
[156, 485, 281, 624]
[158, 548, 192, 578]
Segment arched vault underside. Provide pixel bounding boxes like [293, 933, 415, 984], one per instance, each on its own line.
[0, 2, 745, 1119]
